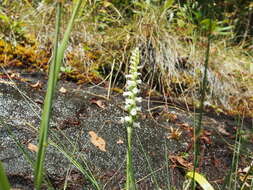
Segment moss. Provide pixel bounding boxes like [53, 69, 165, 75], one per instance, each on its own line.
[0, 39, 50, 70]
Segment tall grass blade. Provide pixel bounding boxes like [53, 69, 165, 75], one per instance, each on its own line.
[163, 0, 174, 11]
[35, 2, 62, 189]
[221, 117, 244, 189]
[192, 18, 212, 190]
[164, 139, 171, 189]
[0, 161, 10, 190]
[240, 164, 253, 190]
[35, 0, 83, 188]
[233, 120, 243, 190]
[136, 133, 159, 189]
[228, 117, 243, 190]
[49, 140, 100, 189]
[54, 0, 83, 87]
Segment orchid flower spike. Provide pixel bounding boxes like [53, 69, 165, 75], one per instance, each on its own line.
[121, 47, 142, 128]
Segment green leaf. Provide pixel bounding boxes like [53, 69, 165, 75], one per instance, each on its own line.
[0, 13, 10, 23]
[0, 161, 10, 190]
[163, 0, 174, 10]
[186, 171, 214, 190]
[177, 19, 185, 27]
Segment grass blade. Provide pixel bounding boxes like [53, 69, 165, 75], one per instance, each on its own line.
[136, 133, 160, 189]
[54, 0, 83, 87]
[0, 161, 10, 190]
[49, 140, 100, 189]
[34, 2, 62, 189]
[35, 1, 85, 188]
[192, 18, 212, 190]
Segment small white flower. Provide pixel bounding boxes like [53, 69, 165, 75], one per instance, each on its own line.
[132, 87, 139, 94]
[136, 97, 142, 103]
[131, 65, 142, 70]
[130, 109, 137, 116]
[123, 91, 133, 97]
[124, 116, 133, 122]
[130, 60, 137, 66]
[125, 104, 132, 110]
[120, 117, 125, 123]
[122, 47, 142, 128]
[133, 122, 140, 128]
[136, 107, 142, 111]
[125, 74, 133, 78]
[136, 80, 142, 84]
[125, 98, 135, 105]
[126, 80, 136, 87]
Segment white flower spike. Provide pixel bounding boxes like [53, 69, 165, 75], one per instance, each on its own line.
[121, 47, 142, 128]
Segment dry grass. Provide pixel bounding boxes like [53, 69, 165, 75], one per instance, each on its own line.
[1, 1, 252, 117]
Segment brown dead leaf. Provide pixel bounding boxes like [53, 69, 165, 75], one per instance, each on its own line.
[30, 81, 42, 88]
[217, 124, 230, 136]
[117, 139, 124, 144]
[177, 122, 191, 129]
[90, 98, 106, 109]
[162, 112, 178, 122]
[59, 87, 67, 93]
[88, 131, 106, 152]
[200, 136, 212, 144]
[28, 143, 38, 152]
[169, 155, 193, 170]
[203, 130, 212, 136]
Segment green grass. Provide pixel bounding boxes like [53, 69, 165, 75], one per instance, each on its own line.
[34, 0, 92, 189]
[0, 161, 10, 190]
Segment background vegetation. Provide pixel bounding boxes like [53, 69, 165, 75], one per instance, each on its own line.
[1, 0, 252, 118]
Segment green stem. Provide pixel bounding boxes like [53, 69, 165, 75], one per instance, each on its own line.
[192, 18, 212, 190]
[126, 124, 137, 190]
[35, 2, 62, 189]
[0, 161, 10, 190]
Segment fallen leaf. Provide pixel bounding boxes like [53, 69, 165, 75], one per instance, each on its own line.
[186, 171, 215, 190]
[34, 99, 43, 105]
[117, 139, 124, 144]
[200, 136, 212, 144]
[30, 81, 42, 88]
[162, 112, 178, 122]
[177, 122, 191, 129]
[90, 98, 106, 109]
[88, 131, 106, 152]
[217, 124, 230, 136]
[28, 143, 38, 152]
[238, 166, 252, 173]
[203, 130, 212, 136]
[169, 155, 193, 170]
[59, 87, 67, 93]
